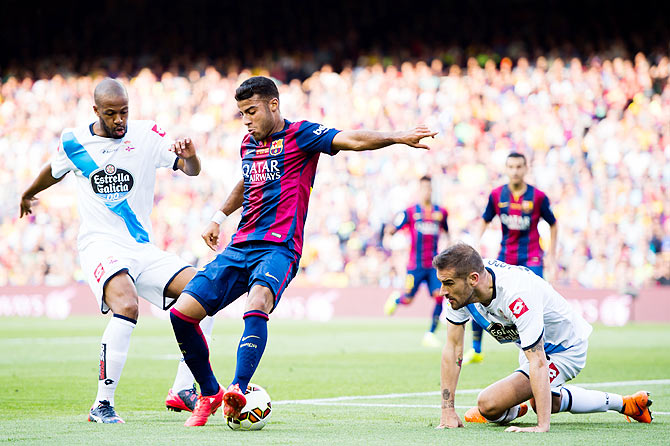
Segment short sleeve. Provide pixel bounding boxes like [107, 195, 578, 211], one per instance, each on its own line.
[482, 193, 497, 222]
[295, 121, 341, 156]
[441, 207, 449, 232]
[505, 294, 544, 350]
[444, 306, 470, 325]
[539, 195, 556, 225]
[51, 136, 75, 178]
[149, 121, 178, 169]
[393, 210, 409, 231]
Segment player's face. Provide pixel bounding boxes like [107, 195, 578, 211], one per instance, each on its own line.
[436, 268, 476, 310]
[93, 95, 129, 138]
[237, 95, 280, 141]
[419, 180, 432, 203]
[505, 157, 527, 186]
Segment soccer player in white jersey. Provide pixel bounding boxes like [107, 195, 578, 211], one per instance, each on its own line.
[433, 243, 653, 432]
[19, 78, 213, 423]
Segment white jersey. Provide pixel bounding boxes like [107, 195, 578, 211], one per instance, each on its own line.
[444, 259, 592, 353]
[51, 120, 177, 250]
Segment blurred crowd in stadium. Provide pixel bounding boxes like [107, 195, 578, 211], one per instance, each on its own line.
[1, 49, 669, 291]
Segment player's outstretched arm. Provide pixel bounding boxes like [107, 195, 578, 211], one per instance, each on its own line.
[331, 125, 437, 152]
[20, 163, 65, 217]
[171, 138, 201, 176]
[202, 179, 244, 251]
[506, 339, 551, 433]
[436, 322, 465, 429]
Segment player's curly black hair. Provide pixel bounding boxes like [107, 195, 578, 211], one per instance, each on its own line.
[235, 76, 279, 101]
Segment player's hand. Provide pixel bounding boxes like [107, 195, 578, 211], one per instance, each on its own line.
[170, 138, 197, 159]
[19, 195, 37, 218]
[398, 125, 438, 150]
[505, 425, 549, 433]
[201, 221, 221, 251]
[436, 412, 463, 429]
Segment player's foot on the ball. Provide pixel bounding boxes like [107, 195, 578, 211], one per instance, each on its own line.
[223, 384, 247, 419]
[88, 400, 125, 424]
[421, 331, 441, 348]
[166, 385, 198, 412]
[621, 391, 653, 423]
[464, 407, 487, 423]
[184, 386, 224, 427]
[463, 348, 484, 365]
[384, 291, 400, 316]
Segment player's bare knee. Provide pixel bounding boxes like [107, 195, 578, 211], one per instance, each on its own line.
[111, 298, 139, 319]
[476, 393, 501, 419]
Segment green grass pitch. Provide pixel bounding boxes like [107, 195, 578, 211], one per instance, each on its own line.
[1, 317, 668, 445]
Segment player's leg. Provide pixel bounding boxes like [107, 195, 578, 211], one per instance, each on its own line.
[463, 320, 484, 364]
[384, 270, 418, 315]
[224, 244, 299, 418]
[90, 271, 139, 424]
[466, 371, 559, 424]
[422, 269, 443, 347]
[163, 267, 215, 412]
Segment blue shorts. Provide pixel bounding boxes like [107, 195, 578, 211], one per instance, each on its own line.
[526, 265, 543, 278]
[404, 267, 441, 298]
[183, 242, 300, 316]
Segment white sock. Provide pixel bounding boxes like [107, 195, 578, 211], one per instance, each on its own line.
[488, 404, 521, 424]
[94, 315, 136, 408]
[559, 385, 624, 413]
[171, 315, 214, 392]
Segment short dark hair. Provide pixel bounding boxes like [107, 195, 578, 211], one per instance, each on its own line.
[432, 243, 485, 278]
[506, 152, 527, 165]
[235, 76, 279, 101]
[420, 175, 432, 183]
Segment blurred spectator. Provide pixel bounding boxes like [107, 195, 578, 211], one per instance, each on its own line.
[1, 49, 669, 290]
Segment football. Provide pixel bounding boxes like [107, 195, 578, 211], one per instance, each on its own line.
[225, 383, 272, 431]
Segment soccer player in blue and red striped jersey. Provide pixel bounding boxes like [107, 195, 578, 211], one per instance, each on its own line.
[464, 152, 558, 364]
[168, 76, 438, 426]
[384, 176, 450, 347]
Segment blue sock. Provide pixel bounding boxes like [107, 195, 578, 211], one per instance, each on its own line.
[472, 321, 483, 353]
[232, 311, 268, 392]
[430, 300, 442, 333]
[170, 308, 219, 396]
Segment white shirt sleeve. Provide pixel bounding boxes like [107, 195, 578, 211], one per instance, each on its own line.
[149, 121, 178, 169]
[505, 293, 544, 349]
[443, 305, 471, 325]
[51, 133, 76, 178]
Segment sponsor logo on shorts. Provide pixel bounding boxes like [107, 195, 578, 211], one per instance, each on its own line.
[94, 263, 105, 283]
[509, 298, 529, 318]
[264, 272, 278, 282]
[548, 362, 559, 383]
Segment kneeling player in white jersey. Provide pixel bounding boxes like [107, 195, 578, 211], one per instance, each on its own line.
[433, 243, 652, 432]
[20, 79, 214, 423]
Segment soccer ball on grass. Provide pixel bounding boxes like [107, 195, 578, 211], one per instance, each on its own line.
[225, 383, 272, 430]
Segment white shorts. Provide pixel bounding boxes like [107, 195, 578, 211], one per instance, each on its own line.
[79, 240, 191, 314]
[516, 339, 588, 388]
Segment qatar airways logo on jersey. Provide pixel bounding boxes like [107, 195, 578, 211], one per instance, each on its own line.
[414, 221, 439, 235]
[90, 164, 134, 201]
[242, 159, 281, 182]
[500, 214, 531, 230]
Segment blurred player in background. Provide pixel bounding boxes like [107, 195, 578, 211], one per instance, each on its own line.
[465, 152, 558, 365]
[434, 243, 652, 432]
[19, 78, 213, 423]
[168, 76, 438, 427]
[383, 175, 450, 347]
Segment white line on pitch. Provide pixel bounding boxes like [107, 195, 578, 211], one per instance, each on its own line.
[275, 378, 670, 405]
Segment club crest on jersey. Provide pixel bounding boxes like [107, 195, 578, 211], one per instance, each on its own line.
[522, 200, 534, 213]
[91, 164, 134, 202]
[269, 139, 284, 156]
[509, 298, 529, 318]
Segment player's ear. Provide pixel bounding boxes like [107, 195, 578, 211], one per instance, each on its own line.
[469, 271, 479, 286]
[269, 97, 279, 112]
[93, 105, 100, 118]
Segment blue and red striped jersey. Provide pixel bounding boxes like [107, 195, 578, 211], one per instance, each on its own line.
[232, 120, 340, 255]
[394, 204, 449, 269]
[482, 184, 556, 267]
